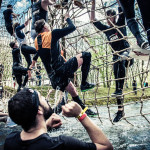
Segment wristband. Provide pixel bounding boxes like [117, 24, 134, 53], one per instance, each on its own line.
[78, 113, 87, 122]
[77, 106, 88, 119]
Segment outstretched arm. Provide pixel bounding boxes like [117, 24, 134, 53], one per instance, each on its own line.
[62, 102, 113, 150]
[116, 0, 125, 26]
[52, 13, 76, 41]
[91, 0, 109, 31]
[12, 13, 19, 18]
[16, 24, 25, 31]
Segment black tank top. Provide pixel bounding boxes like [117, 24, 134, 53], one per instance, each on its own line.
[31, 0, 48, 29]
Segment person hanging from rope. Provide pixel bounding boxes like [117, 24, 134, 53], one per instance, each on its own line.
[90, 0, 134, 122]
[30, 13, 96, 116]
[31, 0, 56, 40]
[119, 0, 150, 51]
[13, 18, 37, 79]
[9, 41, 29, 92]
[3, 4, 19, 36]
[4, 88, 113, 150]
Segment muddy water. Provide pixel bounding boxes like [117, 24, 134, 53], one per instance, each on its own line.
[0, 100, 150, 150]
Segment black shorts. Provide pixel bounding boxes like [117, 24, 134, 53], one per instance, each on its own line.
[6, 25, 13, 36]
[13, 65, 28, 76]
[49, 57, 78, 91]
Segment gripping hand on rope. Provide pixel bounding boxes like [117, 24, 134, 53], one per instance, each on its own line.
[64, 12, 70, 21]
[24, 17, 32, 27]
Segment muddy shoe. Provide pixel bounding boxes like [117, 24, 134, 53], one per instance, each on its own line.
[81, 82, 95, 92]
[86, 109, 97, 117]
[137, 39, 150, 50]
[113, 111, 125, 122]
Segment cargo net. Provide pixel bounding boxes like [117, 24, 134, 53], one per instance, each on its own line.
[0, 0, 150, 126]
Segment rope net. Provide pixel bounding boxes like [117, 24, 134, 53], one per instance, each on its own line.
[0, 0, 150, 125]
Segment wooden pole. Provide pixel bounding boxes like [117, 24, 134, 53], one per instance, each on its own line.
[0, 0, 2, 10]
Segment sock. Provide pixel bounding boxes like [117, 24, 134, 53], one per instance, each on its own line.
[72, 96, 85, 109]
[127, 18, 144, 46]
[115, 80, 119, 92]
[117, 98, 123, 109]
[119, 79, 124, 90]
[81, 52, 91, 86]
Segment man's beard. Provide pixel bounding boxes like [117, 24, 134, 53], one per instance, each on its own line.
[43, 104, 53, 120]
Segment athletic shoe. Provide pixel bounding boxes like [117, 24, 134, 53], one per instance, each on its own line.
[138, 40, 150, 50]
[81, 82, 95, 92]
[111, 90, 122, 97]
[86, 109, 97, 117]
[113, 111, 125, 122]
[141, 42, 150, 50]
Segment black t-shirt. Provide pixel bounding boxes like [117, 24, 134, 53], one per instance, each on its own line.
[33, 18, 76, 74]
[12, 48, 22, 66]
[3, 9, 13, 26]
[4, 131, 96, 150]
[93, 7, 130, 54]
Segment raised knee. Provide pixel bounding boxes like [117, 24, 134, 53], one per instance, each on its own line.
[82, 52, 91, 60]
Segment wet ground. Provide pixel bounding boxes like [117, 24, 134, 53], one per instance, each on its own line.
[0, 100, 150, 150]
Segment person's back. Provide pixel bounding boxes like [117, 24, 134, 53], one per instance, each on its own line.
[3, 9, 13, 26]
[5, 131, 97, 150]
[31, 0, 48, 30]
[5, 132, 60, 150]
[12, 48, 22, 66]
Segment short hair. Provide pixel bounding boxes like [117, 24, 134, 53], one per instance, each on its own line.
[8, 88, 39, 132]
[9, 41, 15, 48]
[7, 4, 13, 8]
[34, 19, 45, 33]
[106, 9, 116, 16]
[13, 22, 20, 32]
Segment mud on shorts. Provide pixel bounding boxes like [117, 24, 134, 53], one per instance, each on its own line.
[49, 57, 78, 92]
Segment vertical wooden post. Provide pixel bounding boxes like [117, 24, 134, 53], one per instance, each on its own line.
[0, 0, 2, 10]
